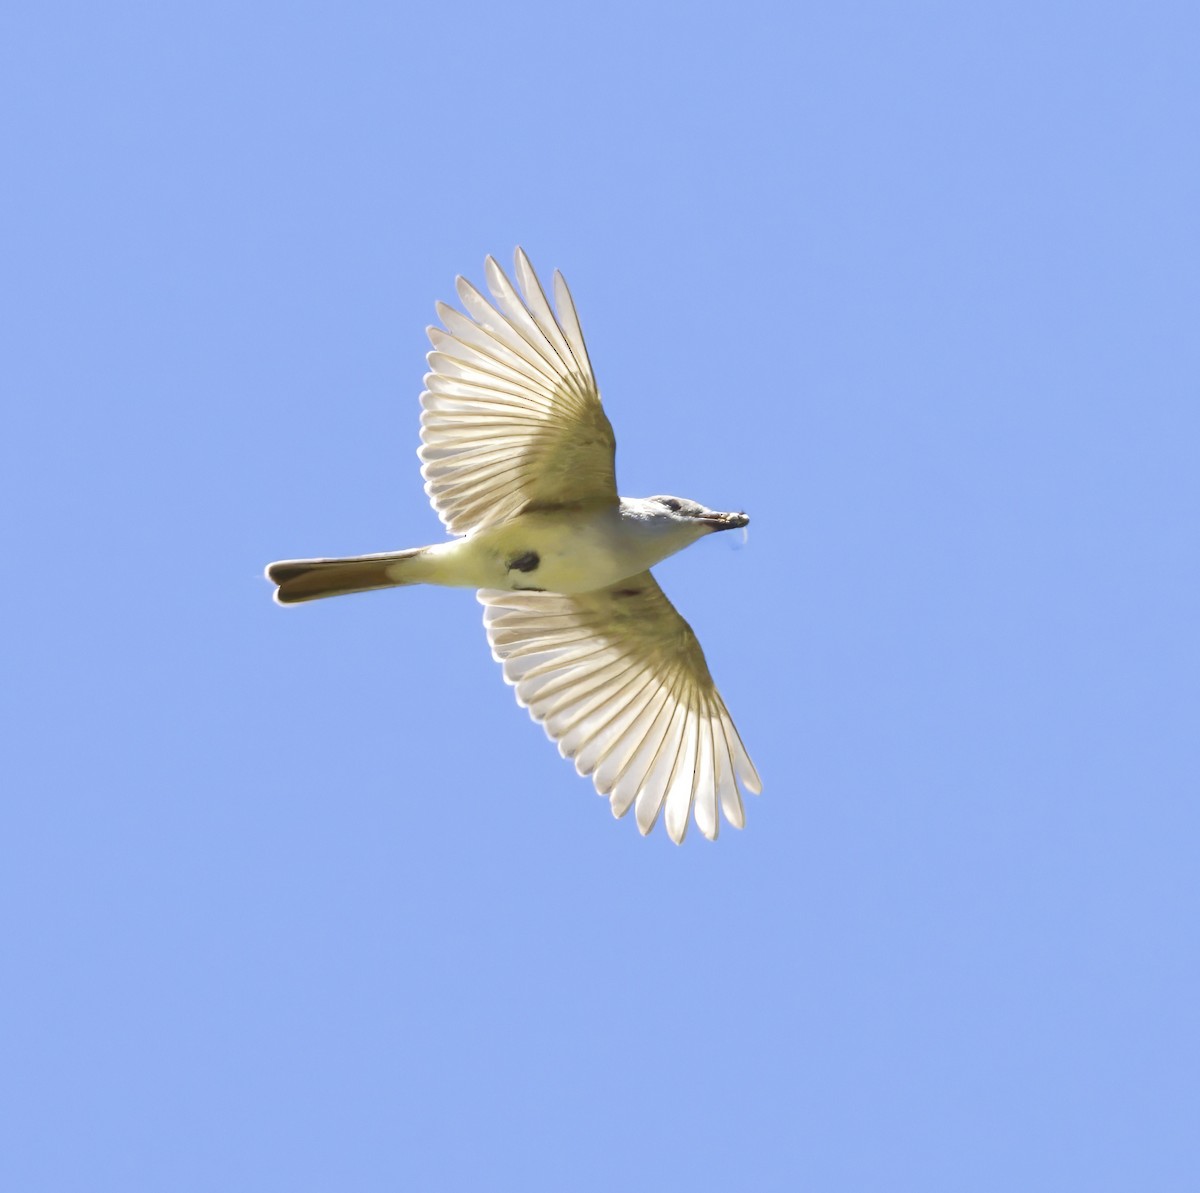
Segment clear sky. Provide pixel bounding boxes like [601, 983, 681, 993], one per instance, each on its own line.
[3, 2, 1197, 1190]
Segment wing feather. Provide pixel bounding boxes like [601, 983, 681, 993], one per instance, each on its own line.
[479, 574, 761, 843]
[692, 710, 719, 840]
[420, 250, 617, 535]
[552, 270, 594, 381]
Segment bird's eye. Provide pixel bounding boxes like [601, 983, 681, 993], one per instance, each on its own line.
[661, 498, 682, 512]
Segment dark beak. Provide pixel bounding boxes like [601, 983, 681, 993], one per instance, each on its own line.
[702, 510, 749, 531]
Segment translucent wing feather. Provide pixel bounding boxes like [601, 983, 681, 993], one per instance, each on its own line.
[479, 574, 761, 843]
[419, 248, 618, 535]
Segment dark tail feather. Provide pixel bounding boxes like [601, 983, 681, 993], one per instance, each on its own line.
[265, 548, 424, 604]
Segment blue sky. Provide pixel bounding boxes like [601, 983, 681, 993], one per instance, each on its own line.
[3, 2, 1197, 1189]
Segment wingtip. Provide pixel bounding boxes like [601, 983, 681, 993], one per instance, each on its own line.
[483, 255, 504, 285]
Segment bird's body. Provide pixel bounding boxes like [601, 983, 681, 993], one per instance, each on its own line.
[267, 249, 761, 842]
[273, 498, 740, 597]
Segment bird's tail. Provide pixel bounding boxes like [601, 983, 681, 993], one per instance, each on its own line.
[265, 548, 428, 604]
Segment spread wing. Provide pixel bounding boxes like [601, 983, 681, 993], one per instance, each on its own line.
[419, 248, 618, 536]
[479, 574, 762, 843]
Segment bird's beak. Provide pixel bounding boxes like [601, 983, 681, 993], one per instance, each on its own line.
[701, 510, 749, 532]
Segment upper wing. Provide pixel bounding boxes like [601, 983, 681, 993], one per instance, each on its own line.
[419, 248, 618, 536]
[479, 574, 762, 843]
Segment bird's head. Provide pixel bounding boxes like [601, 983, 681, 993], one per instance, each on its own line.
[623, 495, 750, 537]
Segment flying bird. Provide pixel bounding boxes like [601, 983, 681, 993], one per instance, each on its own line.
[266, 249, 761, 842]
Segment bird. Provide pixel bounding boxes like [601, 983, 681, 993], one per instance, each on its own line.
[266, 248, 761, 843]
